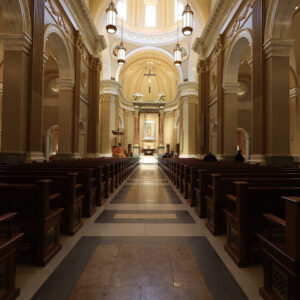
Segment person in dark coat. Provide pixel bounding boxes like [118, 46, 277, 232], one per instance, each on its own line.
[203, 152, 218, 162]
[235, 149, 244, 163]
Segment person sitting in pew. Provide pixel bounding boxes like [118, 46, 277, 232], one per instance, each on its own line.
[203, 152, 218, 162]
[235, 149, 244, 163]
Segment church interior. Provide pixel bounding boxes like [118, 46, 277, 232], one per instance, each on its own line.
[0, 0, 300, 299]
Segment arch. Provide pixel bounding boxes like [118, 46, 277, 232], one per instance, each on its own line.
[223, 29, 253, 85]
[115, 46, 183, 82]
[0, 0, 31, 35]
[264, 0, 298, 42]
[44, 24, 74, 83]
[237, 127, 250, 161]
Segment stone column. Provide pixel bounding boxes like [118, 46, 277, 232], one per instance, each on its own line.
[178, 82, 199, 157]
[250, 0, 266, 164]
[197, 59, 209, 158]
[264, 39, 294, 166]
[133, 109, 140, 156]
[158, 110, 165, 155]
[56, 79, 75, 159]
[72, 31, 82, 158]
[223, 83, 239, 161]
[293, 87, 300, 160]
[216, 36, 224, 160]
[26, 0, 45, 162]
[99, 80, 120, 156]
[0, 33, 31, 164]
[87, 57, 101, 157]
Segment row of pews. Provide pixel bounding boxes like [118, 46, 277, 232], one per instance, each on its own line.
[0, 157, 138, 300]
[159, 157, 300, 300]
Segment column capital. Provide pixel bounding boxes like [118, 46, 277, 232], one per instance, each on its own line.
[222, 82, 240, 94]
[57, 79, 75, 91]
[0, 33, 32, 55]
[264, 39, 294, 59]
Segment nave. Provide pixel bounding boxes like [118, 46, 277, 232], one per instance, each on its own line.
[19, 163, 260, 300]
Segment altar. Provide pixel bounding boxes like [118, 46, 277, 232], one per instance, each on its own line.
[142, 148, 155, 156]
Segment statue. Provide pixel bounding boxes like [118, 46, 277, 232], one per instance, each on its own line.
[156, 93, 165, 102]
[133, 93, 144, 102]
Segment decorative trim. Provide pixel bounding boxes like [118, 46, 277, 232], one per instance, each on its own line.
[0, 82, 3, 93]
[223, 82, 240, 94]
[264, 39, 294, 59]
[290, 87, 300, 98]
[45, 0, 69, 34]
[99, 93, 118, 103]
[25, 151, 45, 162]
[57, 79, 75, 90]
[0, 33, 32, 55]
[181, 95, 199, 104]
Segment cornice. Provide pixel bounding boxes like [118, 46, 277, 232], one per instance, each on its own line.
[0, 33, 32, 55]
[193, 0, 242, 58]
[59, 0, 106, 56]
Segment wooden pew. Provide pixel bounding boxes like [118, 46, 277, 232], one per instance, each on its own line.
[258, 196, 300, 300]
[0, 212, 23, 300]
[0, 173, 83, 235]
[224, 182, 300, 267]
[0, 180, 64, 266]
[206, 174, 300, 235]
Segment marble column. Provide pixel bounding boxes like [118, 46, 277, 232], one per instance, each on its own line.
[0, 33, 31, 164]
[87, 57, 101, 157]
[133, 109, 140, 156]
[264, 39, 294, 166]
[99, 80, 120, 156]
[158, 111, 165, 155]
[26, 0, 45, 162]
[223, 83, 239, 161]
[72, 31, 82, 159]
[216, 37, 224, 160]
[250, 0, 266, 164]
[56, 80, 75, 159]
[197, 59, 209, 158]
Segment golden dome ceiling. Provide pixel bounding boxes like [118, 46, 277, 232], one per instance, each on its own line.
[119, 49, 180, 102]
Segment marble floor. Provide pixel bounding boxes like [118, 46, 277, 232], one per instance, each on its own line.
[17, 164, 263, 300]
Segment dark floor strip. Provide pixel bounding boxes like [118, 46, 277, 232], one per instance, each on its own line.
[94, 210, 195, 223]
[32, 236, 248, 300]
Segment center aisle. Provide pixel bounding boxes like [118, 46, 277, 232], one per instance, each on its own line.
[31, 164, 257, 300]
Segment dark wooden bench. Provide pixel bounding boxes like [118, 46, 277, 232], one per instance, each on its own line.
[0, 212, 23, 300]
[224, 182, 300, 267]
[258, 196, 300, 300]
[0, 180, 64, 266]
[0, 173, 83, 235]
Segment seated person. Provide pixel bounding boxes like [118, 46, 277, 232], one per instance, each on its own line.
[235, 149, 244, 163]
[203, 152, 218, 162]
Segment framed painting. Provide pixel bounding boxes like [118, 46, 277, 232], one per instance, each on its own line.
[143, 120, 156, 141]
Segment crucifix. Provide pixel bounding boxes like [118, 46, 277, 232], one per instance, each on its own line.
[144, 70, 156, 93]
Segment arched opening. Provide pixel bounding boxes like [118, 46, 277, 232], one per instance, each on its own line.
[223, 30, 252, 160]
[43, 25, 75, 159]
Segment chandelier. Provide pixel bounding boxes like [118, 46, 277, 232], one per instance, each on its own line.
[182, 1, 194, 36]
[106, 1, 118, 34]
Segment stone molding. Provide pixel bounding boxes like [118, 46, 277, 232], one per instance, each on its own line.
[57, 78, 75, 90]
[223, 82, 240, 94]
[290, 87, 300, 98]
[263, 39, 294, 59]
[59, 0, 107, 55]
[192, 0, 242, 57]
[181, 95, 199, 105]
[0, 82, 3, 94]
[0, 33, 32, 55]
[100, 79, 122, 95]
[99, 93, 119, 104]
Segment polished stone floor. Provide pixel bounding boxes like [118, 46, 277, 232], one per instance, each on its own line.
[17, 164, 263, 300]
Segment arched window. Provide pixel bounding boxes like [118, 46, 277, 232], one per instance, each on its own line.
[145, 5, 156, 27]
[117, 0, 127, 20]
[174, 0, 184, 22]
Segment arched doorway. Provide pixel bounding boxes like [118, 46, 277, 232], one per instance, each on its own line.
[43, 25, 75, 159]
[223, 29, 252, 160]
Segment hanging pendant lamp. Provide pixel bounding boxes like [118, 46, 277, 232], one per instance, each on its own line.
[182, 1, 193, 36]
[117, 0, 126, 65]
[174, 0, 182, 66]
[106, 1, 118, 34]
